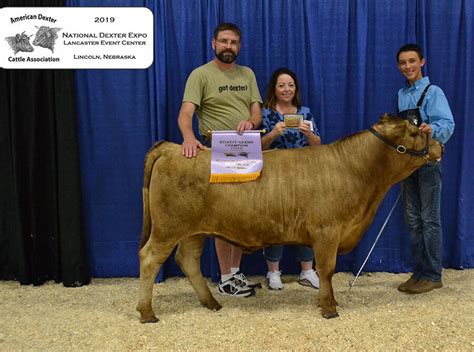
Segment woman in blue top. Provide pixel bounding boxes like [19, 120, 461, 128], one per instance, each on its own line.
[261, 67, 321, 290]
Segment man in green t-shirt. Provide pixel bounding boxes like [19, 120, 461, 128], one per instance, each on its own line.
[177, 23, 262, 298]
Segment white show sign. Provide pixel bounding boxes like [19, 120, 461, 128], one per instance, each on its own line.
[0, 7, 153, 69]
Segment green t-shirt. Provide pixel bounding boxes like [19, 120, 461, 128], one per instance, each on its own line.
[183, 61, 262, 137]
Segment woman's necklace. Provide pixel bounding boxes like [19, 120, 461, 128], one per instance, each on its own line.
[275, 104, 297, 115]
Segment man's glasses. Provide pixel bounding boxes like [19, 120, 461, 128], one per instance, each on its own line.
[216, 38, 240, 47]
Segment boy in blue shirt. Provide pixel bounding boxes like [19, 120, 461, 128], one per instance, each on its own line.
[396, 44, 455, 294]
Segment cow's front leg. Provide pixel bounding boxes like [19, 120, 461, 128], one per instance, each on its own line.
[175, 235, 221, 311]
[318, 273, 338, 318]
[313, 233, 339, 318]
[137, 236, 177, 323]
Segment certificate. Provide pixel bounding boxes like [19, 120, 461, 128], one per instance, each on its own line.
[283, 114, 303, 128]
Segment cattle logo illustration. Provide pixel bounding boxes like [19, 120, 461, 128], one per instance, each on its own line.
[5, 26, 61, 54]
[5, 32, 34, 54]
[32, 26, 61, 52]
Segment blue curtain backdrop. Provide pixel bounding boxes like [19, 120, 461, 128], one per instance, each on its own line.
[66, 0, 474, 280]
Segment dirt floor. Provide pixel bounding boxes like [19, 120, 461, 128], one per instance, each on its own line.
[1, 269, 473, 351]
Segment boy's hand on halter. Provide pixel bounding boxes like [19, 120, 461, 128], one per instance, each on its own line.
[419, 122, 432, 136]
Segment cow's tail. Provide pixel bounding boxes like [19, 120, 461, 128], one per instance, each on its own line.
[139, 141, 165, 250]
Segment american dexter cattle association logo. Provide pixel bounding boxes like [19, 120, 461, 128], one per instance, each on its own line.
[5, 26, 61, 54]
[1, 7, 154, 69]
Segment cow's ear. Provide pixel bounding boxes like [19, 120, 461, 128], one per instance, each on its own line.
[379, 113, 391, 123]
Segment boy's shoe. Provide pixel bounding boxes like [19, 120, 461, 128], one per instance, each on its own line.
[406, 279, 442, 294]
[232, 271, 262, 289]
[218, 277, 255, 297]
[397, 277, 418, 292]
[266, 270, 283, 290]
[298, 269, 320, 289]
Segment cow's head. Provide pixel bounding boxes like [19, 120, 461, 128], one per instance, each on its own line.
[372, 113, 444, 163]
[32, 26, 61, 52]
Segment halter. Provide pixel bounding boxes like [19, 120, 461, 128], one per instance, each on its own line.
[368, 127, 429, 160]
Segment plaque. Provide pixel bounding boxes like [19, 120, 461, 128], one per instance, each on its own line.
[283, 114, 303, 128]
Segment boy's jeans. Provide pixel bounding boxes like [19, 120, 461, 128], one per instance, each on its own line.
[402, 162, 443, 282]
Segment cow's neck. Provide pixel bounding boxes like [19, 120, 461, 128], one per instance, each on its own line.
[331, 130, 424, 188]
[326, 130, 425, 253]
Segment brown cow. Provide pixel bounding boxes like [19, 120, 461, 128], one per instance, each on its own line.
[136, 114, 443, 322]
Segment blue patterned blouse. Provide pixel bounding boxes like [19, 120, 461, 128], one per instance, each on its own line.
[261, 106, 320, 149]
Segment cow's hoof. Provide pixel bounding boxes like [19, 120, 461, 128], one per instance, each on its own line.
[140, 315, 159, 323]
[202, 300, 222, 311]
[322, 311, 339, 319]
[212, 303, 222, 311]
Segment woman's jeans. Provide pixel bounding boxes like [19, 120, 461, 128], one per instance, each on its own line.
[402, 162, 443, 282]
[264, 245, 314, 263]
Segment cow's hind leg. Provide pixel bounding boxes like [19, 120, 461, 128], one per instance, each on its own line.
[137, 236, 177, 323]
[175, 235, 221, 311]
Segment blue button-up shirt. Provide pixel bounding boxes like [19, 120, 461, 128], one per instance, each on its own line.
[397, 76, 455, 144]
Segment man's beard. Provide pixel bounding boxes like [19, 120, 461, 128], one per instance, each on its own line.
[215, 49, 237, 63]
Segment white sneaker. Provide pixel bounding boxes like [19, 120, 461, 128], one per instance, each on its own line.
[217, 277, 255, 297]
[266, 271, 283, 290]
[233, 271, 262, 289]
[298, 270, 320, 289]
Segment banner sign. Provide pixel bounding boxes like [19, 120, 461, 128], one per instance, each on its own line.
[0, 7, 153, 69]
[210, 131, 263, 183]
